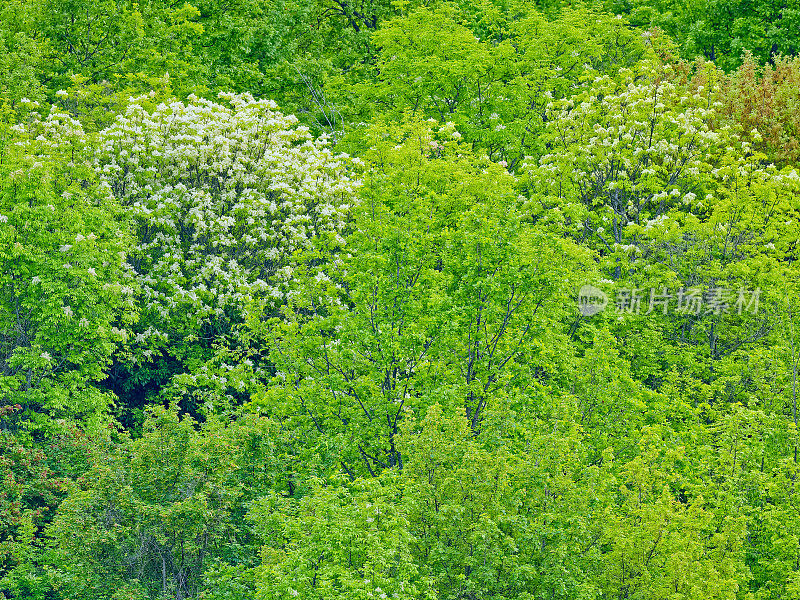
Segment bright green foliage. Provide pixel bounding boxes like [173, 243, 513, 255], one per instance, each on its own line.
[0, 2, 43, 109]
[684, 0, 800, 70]
[28, 0, 212, 99]
[251, 117, 590, 478]
[608, 0, 800, 71]
[250, 475, 424, 600]
[600, 425, 749, 599]
[3, 0, 800, 598]
[34, 0, 147, 90]
[398, 402, 604, 599]
[355, 6, 647, 167]
[47, 405, 292, 600]
[0, 109, 135, 426]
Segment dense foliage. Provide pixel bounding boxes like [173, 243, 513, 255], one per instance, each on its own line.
[2, 0, 800, 599]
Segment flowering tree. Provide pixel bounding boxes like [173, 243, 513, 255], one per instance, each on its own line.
[94, 93, 359, 411]
[523, 62, 727, 268]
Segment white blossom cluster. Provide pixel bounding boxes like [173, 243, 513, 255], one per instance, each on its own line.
[529, 66, 728, 243]
[522, 63, 800, 287]
[94, 92, 360, 348]
[10, 105, 90, 181]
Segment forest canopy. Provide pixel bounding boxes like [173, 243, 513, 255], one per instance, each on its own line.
[3, 0, 800, 599]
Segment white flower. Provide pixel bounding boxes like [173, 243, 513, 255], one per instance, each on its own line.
[62, 306, 73, 318]
[40, 352, 51, 361]
[93, 92, 359, 342]
[55, 90, 68, 98]
[0, 214, 7, 223]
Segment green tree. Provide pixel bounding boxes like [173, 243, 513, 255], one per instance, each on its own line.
[47, 405, 290, 600]
[251, 117, 590, 478]
[0, 106, 135, 428]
